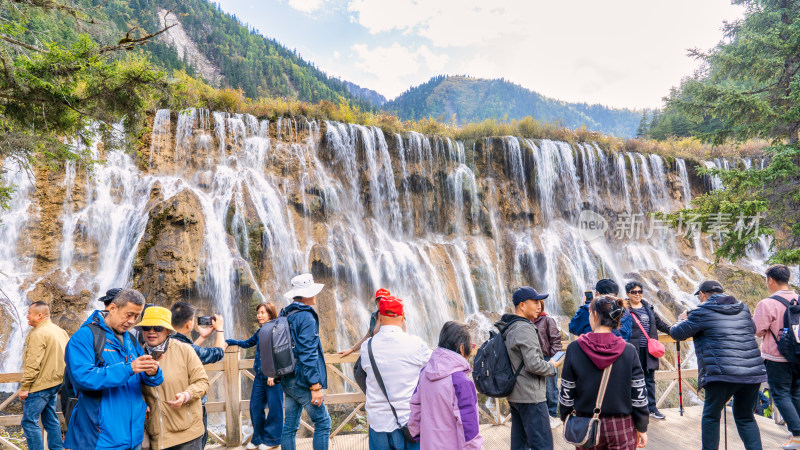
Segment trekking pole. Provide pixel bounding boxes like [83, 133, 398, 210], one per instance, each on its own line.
[676, 341, 684, 416]
[724, 404, 728, 450]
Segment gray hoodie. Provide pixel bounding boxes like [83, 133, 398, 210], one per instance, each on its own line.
[497, 314, 557, 404]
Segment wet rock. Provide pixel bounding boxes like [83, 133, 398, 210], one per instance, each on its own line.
[21, 269, 93, 335]
[712, 263, 770, 310]
[132, 189, 205, 305]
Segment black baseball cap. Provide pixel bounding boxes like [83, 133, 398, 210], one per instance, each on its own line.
[513, 287, 548, 305]
[694, 280, 724, 295]
[98, 288, 123, 306]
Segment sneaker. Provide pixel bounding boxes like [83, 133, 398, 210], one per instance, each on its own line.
[783, 436, 800, 449]
[649, 411, 666, 420]
[549, 416, 561, 429]
[245, 444, 257, 450]
[258, 445, 269, 450]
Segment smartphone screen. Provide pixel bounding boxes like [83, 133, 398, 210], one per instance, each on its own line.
[584, 291, 594, 303]
[552, 351, 566, 362]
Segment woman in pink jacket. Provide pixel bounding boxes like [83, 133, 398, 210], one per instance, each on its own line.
[409, 321, 483, 449]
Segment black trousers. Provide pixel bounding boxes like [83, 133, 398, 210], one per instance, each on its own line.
[701, 381, 762, 450]
[509, 401, 553, 450]
[637, 346, 658, 413]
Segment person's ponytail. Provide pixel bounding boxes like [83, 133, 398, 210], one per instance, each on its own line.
[590, 295, 624, 329]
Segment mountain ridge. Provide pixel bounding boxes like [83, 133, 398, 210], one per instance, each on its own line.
[384, 75, 642, 137]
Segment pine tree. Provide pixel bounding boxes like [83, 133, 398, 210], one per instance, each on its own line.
[636, 111, 649, 138]
[664, 0, 800, 264]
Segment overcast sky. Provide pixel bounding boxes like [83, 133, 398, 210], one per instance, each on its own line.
[214, 0, 744, 109]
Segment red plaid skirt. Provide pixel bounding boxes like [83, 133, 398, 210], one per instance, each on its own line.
[581, 415, 637, 450]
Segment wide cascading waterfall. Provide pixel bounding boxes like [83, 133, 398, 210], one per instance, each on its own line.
[0, 108, 775, 376]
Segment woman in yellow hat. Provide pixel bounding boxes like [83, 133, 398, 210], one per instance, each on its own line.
[136, 306, 209, 450]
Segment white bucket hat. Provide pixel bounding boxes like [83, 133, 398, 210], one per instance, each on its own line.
[284, 273, 324, 300]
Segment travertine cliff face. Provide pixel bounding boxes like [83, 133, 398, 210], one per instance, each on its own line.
[0, 109, 770, 373]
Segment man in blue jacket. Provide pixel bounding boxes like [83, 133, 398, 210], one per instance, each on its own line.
[64, 289, 163, 450]
[280, 273, 330, 450]
[569, 279, 632, 340]
[669, 280, 767, 450]
[170, 301, 226, 448]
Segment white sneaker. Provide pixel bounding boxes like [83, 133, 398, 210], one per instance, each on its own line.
[549, 416, 561, 429]
[245, 443, 257, 450]
[783, 436, 800, 449]
[258, 445, 269, 450]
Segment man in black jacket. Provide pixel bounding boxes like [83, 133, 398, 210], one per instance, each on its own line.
[670, 280, 767, 450]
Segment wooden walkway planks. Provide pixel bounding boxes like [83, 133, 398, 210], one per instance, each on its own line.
[206, 406, 789, 449]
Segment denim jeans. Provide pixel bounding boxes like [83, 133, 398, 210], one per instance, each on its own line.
[281, 376, 331, 450]
[251, 373, 284, 446]
[509, 401, 553, 450]
[701, 381, 762, 450]
[765, 360, 800, 436]
[22, 385, 63, 450]
[544, 356, 558, 417]
[368, 427, 419, 450]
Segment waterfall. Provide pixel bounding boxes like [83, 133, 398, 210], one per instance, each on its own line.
[0, 158, 38, 382]
[0, 109, 775, 379]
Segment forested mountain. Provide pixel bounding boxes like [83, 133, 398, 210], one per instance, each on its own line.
[91, 0, 373, 106]
[384, 76, 642, 137]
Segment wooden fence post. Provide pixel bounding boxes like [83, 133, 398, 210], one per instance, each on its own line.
[224, 345, 242, 447]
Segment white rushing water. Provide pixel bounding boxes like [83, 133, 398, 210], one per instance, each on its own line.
[0, 158, 37, 382]
[0, 109, 773, 376]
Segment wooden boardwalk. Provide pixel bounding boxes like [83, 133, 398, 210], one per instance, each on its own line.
[207, 406, 789, 449]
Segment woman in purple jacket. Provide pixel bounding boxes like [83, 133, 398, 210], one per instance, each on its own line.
[409, 321, 482, 449]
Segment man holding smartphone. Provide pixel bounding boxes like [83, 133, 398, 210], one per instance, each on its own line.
[64, 289, 163, 450]
[568, 279, 632, 341]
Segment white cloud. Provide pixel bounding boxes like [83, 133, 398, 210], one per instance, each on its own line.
[288, 0, 323, 13]
[345, 0, 744, 107]
[350, 43, 448, 98]
[347, 0, 429, 34]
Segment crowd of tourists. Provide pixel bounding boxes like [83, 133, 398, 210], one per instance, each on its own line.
[15, 264, 800, 450]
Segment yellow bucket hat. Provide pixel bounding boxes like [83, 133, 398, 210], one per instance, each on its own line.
[134, 306, 175, 332]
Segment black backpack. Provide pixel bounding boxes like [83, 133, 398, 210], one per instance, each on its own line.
[59, 322, 107, 425]
[257, 310, 300, 377]
[768, 295, 800, 367]
[473, 317, 528, 397]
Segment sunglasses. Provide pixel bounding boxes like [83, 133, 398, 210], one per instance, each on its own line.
[628, 290, 643, 294]
[141, 326, 165, 332]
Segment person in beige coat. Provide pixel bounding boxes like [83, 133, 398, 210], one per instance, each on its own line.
[20, 301, 69, 450]
[137, 306, 209, 450]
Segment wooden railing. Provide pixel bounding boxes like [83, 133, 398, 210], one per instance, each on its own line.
[0, 347, 365, 449]
[0, 335, 699, 449]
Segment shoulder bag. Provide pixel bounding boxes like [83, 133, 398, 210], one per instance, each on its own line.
[631, 311, 666, 358]
[563, 363, 613, 448]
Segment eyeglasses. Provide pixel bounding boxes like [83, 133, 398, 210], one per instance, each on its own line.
[628, 290, 643, 295]
[141, 326, 165, 332]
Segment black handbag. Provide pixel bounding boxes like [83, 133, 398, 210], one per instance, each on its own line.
[367, 338, 418, 444]
[563, 363, 613, 448]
